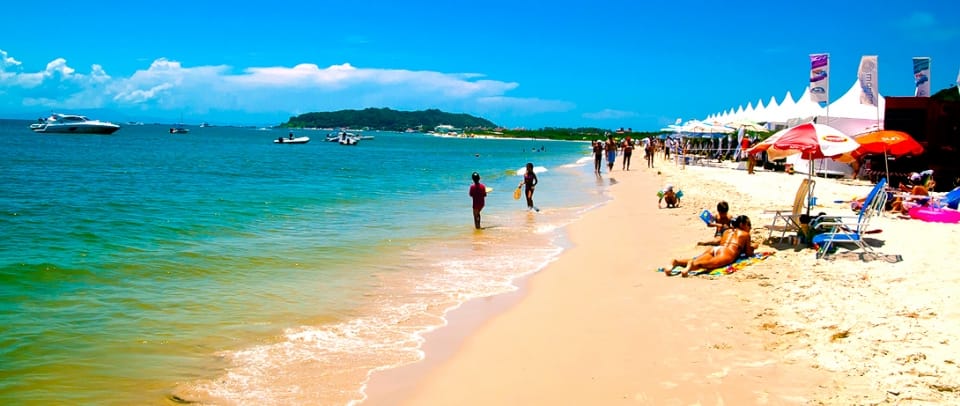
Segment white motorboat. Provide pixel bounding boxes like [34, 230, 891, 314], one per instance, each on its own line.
[31, 114, 121, 134]
[274, 135, 311, 144]
[326, 131, 360, 145]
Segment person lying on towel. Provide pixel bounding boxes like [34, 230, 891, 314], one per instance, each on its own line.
[667, 215, 757, 278]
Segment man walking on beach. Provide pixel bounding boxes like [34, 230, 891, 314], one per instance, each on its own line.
[645, 140, 655, 168]
[605, 135, 618, 173]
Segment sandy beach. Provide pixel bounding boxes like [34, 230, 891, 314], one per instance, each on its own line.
[363, 154, 960, 405]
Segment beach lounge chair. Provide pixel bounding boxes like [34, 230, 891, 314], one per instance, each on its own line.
[763, 178, 815, 242]
[811, 178, 887, 259]
[894, 185, 960, 211]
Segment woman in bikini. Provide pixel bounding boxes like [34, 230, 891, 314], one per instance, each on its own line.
[518, 162, 539, 211]
[667, 215, 756, 277]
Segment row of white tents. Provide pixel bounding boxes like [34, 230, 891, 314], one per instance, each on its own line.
[701, 79, 886, 136]
[658, 79, 888, 177]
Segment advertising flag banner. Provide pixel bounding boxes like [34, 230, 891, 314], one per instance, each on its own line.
[913, 57, 931, 97]
[809, 53, 830, 103]
[858, 56, 879, 106]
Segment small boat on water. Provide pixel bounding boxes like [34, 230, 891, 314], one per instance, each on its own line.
[274, 133, 311, 144]
[326, 131, 360, 145]
[169, 124, 189, 134]
[31, 113, 121, 134]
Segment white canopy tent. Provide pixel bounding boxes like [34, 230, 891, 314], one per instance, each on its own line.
[770, 90, 797, 124]
[761, 96, 780, 124]
[751, 99, 767, 122]
[786, 154, 854, 178]
[815, 79, 885, 136]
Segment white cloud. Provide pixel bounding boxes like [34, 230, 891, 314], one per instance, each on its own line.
[1, 49, 21, 69]
[0, 50, 563, 124]
[582, 109, 638, 120]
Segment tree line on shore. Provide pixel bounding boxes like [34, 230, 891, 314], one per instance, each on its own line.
[280, 107, 664, 141]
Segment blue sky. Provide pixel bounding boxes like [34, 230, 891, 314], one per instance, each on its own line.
[1, 1, 958, 130]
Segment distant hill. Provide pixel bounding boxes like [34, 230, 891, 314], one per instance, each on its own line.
[281, 108, 497, 131]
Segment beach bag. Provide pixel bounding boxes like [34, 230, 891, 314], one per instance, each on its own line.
[513, 187, 522, 200]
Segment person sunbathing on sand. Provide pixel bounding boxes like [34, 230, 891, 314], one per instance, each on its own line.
[668, 215, 757, 278]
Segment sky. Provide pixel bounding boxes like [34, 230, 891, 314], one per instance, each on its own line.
[1, 0, 958, 130]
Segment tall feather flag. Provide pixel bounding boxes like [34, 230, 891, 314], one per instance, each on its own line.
[913, 57, 931, 97]
[858, 56, 879, 106]
[809, 53, 830, 103]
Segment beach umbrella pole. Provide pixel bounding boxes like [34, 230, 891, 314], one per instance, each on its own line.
[806, 159, 814, 216]
[883, 148, 890, 182]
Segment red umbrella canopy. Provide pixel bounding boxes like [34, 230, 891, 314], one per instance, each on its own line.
[748, 123, 859, 160]
[853, 130, 924, 156]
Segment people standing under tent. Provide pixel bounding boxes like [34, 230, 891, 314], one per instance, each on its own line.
[739, 130, 750, 161]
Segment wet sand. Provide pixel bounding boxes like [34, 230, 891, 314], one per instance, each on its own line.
[363, 154, 960, 405]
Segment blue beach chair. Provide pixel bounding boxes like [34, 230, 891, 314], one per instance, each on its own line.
[811, 178, 887, 259]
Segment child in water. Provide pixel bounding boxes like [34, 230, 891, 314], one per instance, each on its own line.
[469, 172, 487, 229]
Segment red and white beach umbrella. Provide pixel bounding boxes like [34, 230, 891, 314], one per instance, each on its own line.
[748, 122, 859, 160]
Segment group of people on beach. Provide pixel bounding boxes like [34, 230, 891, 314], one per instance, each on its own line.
[469, 162, 539, 229]
[591, 134, 652, 174]
[469, 139, 762, 276]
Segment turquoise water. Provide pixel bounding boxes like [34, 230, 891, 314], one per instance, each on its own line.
[0, 120, 611, 405]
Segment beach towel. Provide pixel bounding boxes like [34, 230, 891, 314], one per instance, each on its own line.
[657, 252, 775, 277]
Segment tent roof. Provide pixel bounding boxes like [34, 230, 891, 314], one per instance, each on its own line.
[827, 79, 886, 120]
[791, 86, 826, 120]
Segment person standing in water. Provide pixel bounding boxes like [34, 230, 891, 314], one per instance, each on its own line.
[468, 172, 487, 229]
[592, 140, 604, 175]
[518, 162, 539, 211]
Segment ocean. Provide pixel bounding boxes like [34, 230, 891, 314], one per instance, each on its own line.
[0, 119, 613, 405]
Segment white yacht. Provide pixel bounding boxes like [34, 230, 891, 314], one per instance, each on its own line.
[31, 114, 121, 134]
[326, 131, 360, 145]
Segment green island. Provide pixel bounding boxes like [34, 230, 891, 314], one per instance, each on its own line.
[280, 107, 665, 141]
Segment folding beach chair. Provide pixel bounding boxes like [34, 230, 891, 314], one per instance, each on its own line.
[763, 178, 815, 242]
[811, 178, 887, 259]
[944, 187, 960, 209]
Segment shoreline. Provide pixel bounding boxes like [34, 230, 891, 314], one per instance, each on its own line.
[363, 154, 960, 405]
[363, 158, 833, 404]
